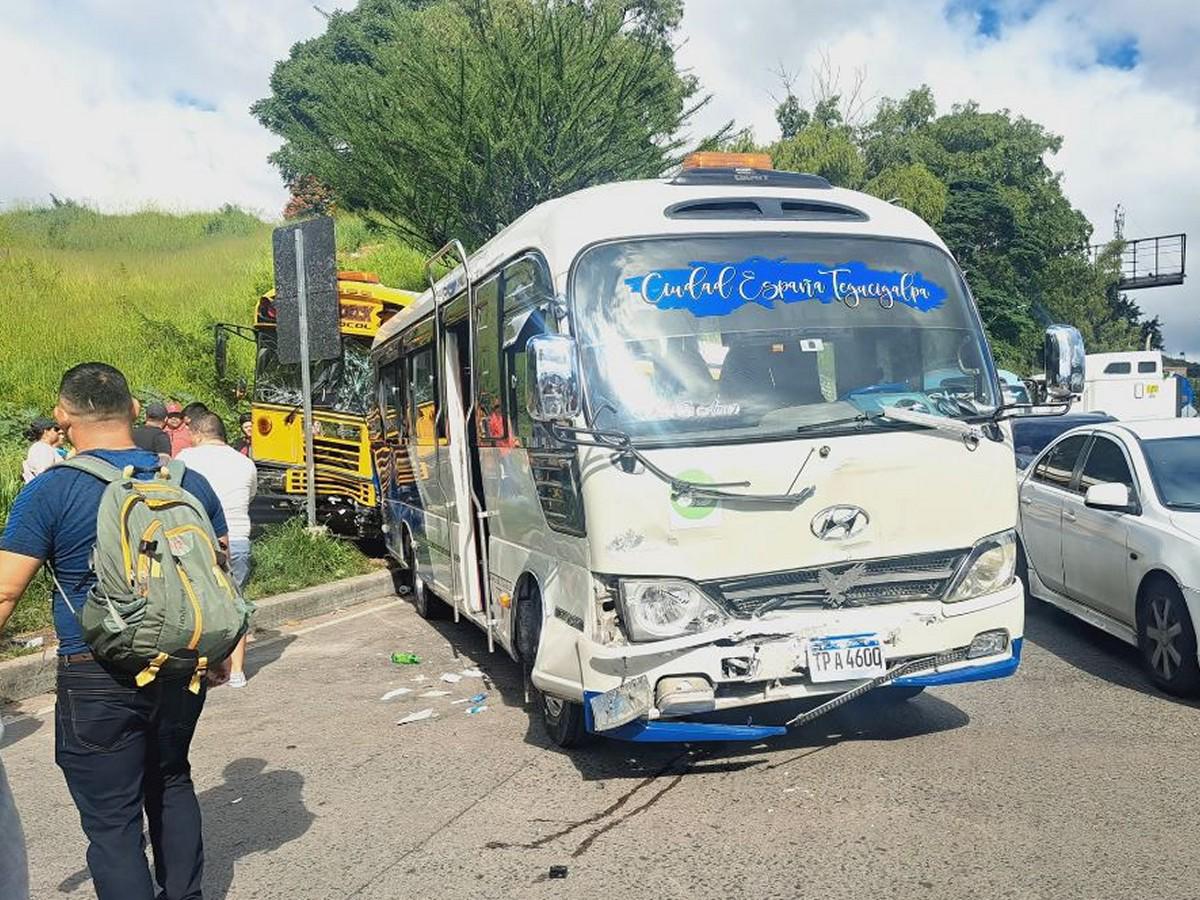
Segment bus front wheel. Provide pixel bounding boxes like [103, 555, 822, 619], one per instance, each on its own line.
[541, 692, 588, 748]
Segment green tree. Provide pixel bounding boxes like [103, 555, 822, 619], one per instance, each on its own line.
[863, 163, 947, 225]
[254, 0, 721, 250]
[755, 84, 1144, 368]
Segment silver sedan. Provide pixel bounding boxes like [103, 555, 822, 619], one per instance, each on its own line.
[1016, 418, 1200, 694]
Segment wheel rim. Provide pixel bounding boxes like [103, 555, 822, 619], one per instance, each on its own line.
[1147, 595, 1184, 681]
[543, 694, 564, 717]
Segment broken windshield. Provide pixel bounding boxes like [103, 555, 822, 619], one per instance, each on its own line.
[254, 329, 373, 414]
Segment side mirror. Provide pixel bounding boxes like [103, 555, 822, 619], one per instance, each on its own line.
[215, 326, 229, 380]
[526, 334, 582, 423]
[1044, 325, 1085, 401]
[1084, 482, 1132, 512]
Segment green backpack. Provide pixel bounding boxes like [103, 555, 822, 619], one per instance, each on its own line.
[52, 457, 254, 693]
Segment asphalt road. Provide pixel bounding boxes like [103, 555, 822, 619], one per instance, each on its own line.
[3, 595, 1198, 900]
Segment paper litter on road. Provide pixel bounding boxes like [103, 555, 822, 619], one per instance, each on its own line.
[460, 668, 484, 678]
[396, 708, 437, 726]
[440, 673, 463, 683]
[419, 690, 451, 698]
[380, 688, 412, 701]
[231, 797, 243, 805]
[450, 698, 471, 705]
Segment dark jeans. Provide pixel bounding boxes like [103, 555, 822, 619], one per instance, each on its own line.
[55, 658, 207, 900]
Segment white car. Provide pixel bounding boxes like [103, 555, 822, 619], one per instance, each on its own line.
[1017, 418, 1200, 694]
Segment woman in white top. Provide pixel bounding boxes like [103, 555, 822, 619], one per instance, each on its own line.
[21, 416, 62, 484]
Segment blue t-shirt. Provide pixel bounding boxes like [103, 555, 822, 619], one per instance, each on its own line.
[1, 449, 227, 656]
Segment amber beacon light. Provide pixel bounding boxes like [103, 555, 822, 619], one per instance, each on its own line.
[681, 151, 774, 171]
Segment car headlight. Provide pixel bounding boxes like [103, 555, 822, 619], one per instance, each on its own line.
[618, 579, 727, 642]
[944, 529, 1017, 603]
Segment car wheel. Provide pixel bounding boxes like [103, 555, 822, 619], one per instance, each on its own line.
[1138, 580, 1200, 696]
[541, 691, 589, 748]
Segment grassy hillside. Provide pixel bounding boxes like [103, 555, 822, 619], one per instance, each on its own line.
[0, 203, 427, 519]
[0, 203, 421, 649]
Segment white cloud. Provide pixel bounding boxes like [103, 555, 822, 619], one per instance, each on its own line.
[0, 0, 354, 217]
[679, 0, 1200, 356]
[0, 1, 1195, 353]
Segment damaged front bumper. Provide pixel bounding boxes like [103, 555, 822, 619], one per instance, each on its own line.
[579, 580, 1024, 742]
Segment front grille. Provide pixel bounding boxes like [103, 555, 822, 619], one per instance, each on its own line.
[285, 468, 374, 506]
[709, 549, 968, 616]
[312, 436, 363, 471]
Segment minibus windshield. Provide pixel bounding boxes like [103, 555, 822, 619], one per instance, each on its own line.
[571, 234, 998, 443]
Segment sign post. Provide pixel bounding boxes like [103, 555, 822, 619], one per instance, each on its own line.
[294, 227, 317, 528]
[272, 216, 339, 531]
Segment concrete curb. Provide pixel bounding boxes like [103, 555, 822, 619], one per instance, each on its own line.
[0, 569, 397, 703]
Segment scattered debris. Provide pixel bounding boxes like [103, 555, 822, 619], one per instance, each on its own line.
[450, 698, 471, 705]
[548, 865, 568, 880]
[468, 692, 487, 704]
[380, 688, 412, 701]
[440, 673, 463, 683]
[466, 704, 488, 716]
[419, 690, 451, 699]
[397, 708, 437, 726]
[391, 652, 421, 665]
[231, 797, 243, 805]
[20, 636, 45, 650]
[411, 675, 428, 682]
[460, 667, 484, 678]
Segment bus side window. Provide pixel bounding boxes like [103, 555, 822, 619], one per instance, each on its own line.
[407, 345, 437, 447]
[475, 275, 505, 443]
[378, 360, 404, 440]
[500, 255, 555, 447]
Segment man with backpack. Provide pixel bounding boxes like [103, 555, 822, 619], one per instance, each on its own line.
[0, 363, 250, 900]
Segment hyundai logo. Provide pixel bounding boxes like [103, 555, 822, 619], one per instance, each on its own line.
[811, 505, 869, 540]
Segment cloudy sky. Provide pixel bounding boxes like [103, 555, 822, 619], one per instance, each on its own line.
[1, 0, 1196, 353]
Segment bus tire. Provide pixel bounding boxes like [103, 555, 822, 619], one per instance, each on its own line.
[540, 692, 588, 748]
[404, 531, 443, 620]
[514, 579, 590, 748]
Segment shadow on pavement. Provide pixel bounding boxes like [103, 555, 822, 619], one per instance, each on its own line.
[1025, 599, 1200, 709]
[56, 758, 316, 899]
[243, 631, 298, 681]
[418, 598, 971, 780]
[0, 713, 43, 749]
[199, 758, 316, 900]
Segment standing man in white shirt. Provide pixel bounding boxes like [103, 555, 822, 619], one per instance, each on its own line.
[178, 413, 258, 688]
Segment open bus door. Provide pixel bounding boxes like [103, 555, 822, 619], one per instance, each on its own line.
[428, 242, 497, 650]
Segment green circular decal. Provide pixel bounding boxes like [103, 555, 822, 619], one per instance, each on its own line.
[671, 469, 718, 520]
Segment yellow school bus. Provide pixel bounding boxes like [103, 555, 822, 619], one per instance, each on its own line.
[229, 272, 418, 536]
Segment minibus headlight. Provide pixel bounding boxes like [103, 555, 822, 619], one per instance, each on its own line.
[618, 579, 727, 642]
[945, 530, 1017, 603]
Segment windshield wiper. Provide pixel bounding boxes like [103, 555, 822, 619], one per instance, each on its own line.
[795, 412, 885, 435]
[553, 423, 814, 507]
[881, 405, 984, 445]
